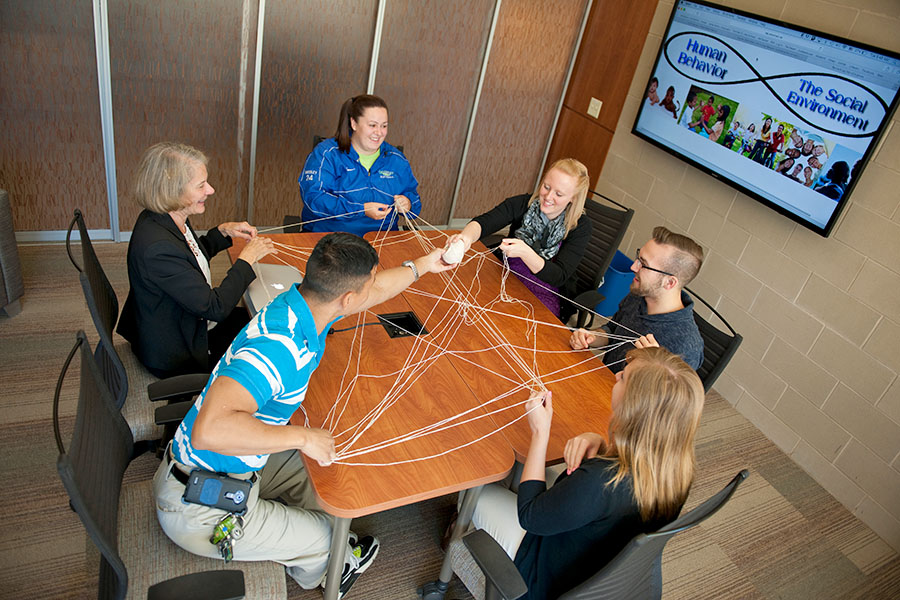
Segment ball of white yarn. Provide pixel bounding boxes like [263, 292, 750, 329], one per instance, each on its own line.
[442, 239, 466, 265]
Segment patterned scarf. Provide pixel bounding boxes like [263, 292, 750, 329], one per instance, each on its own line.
[514, 199, 567, 260]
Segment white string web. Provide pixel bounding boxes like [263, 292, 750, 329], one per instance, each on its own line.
[251, 210, 639, 466]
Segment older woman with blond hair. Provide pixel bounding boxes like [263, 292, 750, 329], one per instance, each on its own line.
[447, 158, 591, 317]
[469, 346, 704, 600]
[118, 142, 274, 378]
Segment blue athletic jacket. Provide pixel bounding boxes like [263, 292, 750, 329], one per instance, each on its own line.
[298, 138, 421, 236]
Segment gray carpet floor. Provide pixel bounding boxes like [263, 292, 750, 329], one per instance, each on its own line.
[1, 242, 898, 599]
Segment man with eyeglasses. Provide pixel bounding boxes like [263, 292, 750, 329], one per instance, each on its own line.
[569, 226, 704, 373]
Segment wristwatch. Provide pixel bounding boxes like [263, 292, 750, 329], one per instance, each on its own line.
[402, 260, 419, 282]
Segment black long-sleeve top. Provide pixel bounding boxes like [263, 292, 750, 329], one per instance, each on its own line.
[117, 209, 256, 376]
[472, 194, 592, 289]
[514, 458, 667, 600]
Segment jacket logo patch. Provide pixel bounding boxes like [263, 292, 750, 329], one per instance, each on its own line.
[378, 170, 395, 179]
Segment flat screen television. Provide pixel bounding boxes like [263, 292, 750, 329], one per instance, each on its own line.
[631, 0, 900, 236]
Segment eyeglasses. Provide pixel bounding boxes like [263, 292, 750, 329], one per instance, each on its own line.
[634, 248, 674, 277]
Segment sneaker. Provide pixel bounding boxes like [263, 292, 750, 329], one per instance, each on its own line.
[339, 535, 380, 598]
[320, 534, 362, 588]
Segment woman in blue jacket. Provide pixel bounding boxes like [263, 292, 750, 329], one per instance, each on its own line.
[468, 346, 703, 599]
[298, 95, 421, 236]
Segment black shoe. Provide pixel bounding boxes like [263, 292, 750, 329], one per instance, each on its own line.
[340, 535, 380, 598]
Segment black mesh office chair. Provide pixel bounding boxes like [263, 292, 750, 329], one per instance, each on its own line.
[53, 332, 285, 599]
[65, 210, 206, 446]
[567, 191, 634, 327]
[684, 286, 743, 392]
[456, 470, 749, 600]
[479, 190, 632, 326]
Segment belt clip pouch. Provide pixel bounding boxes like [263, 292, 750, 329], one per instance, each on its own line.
[182, 470, 252, 515]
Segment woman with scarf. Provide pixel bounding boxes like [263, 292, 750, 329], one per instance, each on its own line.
[447, 158, 590, 318]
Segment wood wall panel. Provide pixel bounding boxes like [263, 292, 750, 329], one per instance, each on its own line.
[375, 0, 494, 225]
[109, 0, 253, 233]
[452, 0, 588, 220]
[0, 2, 108, 231]
[251, 0, 377, 227]
[545, 105, 613, 187]
[563, 0, 658, 132]
[547, 0, 658, 188]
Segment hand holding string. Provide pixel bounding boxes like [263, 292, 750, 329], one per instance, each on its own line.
[219, 221, 257, 240]
[364, 202, 392, 220]
[237, 236, 276, 265]
[393, 195, 412, 214]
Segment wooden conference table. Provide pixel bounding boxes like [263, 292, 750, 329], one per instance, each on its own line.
[230, 230, 614, 599]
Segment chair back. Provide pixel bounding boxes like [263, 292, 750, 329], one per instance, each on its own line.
[54, 331, 134, 600]
[66, 209, 85, 273]
[69, 210, 131, 408]
[559, 470, 748, 599]
[573, 192, 633, 298]
[567, 192, 633, 325]
[684, 287, 743, 392]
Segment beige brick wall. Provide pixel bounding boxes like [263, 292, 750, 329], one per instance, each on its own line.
[596, 0, 900, 550]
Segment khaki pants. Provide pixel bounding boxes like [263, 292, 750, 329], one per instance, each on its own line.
[154, 449, 347, 589]
[470, 464, 566, 559]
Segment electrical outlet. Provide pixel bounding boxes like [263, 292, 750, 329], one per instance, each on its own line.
[588, 97, 602, 118]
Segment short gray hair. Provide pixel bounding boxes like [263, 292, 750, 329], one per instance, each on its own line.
[134, 142, 207, 214]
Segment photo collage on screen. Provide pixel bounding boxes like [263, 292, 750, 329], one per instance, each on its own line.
[645, 77, 864, 204]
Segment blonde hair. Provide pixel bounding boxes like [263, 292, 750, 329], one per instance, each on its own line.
[652, 226, 704, 284]
[134, 142, 208, 214]
[604, 346, 704, 521]
[529, 158, 590, 237]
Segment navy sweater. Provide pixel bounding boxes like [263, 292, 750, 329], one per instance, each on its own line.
[602, 292, 704, 373]
[515, 458, 668, 599]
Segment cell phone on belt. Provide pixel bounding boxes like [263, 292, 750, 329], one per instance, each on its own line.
[182, 470, 252, 514]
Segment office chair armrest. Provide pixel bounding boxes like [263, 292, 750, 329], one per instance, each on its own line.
[155, 400, 194, 426]
[147, 569, 244, 600]
[148, 373, 210, 403]
[462, 529, 527, 600]
[573, 290, 605, 330]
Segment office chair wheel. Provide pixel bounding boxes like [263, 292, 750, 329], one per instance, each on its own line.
[417, 579, 448, 600]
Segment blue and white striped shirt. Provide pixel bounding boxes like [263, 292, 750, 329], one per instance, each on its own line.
[172, 284, 335, 473]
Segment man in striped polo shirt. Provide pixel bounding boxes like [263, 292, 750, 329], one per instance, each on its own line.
[153, 232, 454, 597]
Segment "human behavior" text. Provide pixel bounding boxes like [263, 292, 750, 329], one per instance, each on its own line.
[677, 38, 728, 80]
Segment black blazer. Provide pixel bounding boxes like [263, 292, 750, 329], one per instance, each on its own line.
[117, 210, 256, 376]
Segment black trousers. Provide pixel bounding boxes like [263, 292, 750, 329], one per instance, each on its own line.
[145, 306, 251, 379]
[207, 306, 252, 369]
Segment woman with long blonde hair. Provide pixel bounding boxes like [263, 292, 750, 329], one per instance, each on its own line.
[446, 158, 591, 318]
[469, 345, 704, 599]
